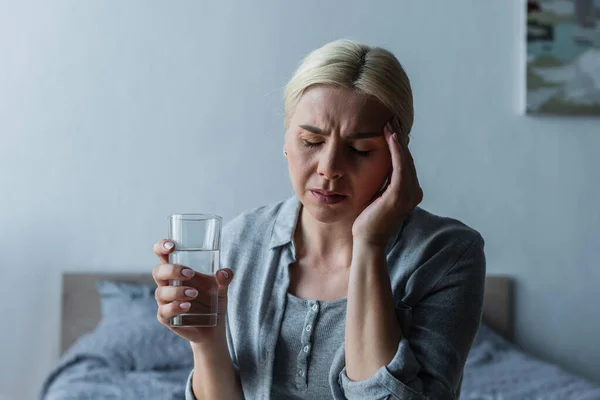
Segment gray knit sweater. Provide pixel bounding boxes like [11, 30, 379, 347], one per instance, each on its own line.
[185, 195, 486, 399]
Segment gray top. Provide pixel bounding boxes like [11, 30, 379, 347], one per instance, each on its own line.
[271, 293, 347, 399]
[185, 195, 486, 399]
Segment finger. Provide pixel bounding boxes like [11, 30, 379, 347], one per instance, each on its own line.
[155, 285, 199, 305]
[397, 138, 418, 201]
[157, 301, 192, 325]
[391, 119, 422, 204]
[152, 263, 195, 286]
[390, 119, 413, 173]
[392, 117, 408, 145]
[154, 239, 176, 264]
[384, 122, 404, 193]
[395, 126, 418, 190]
[215, 268, 234, 298]
[213, 268, 234, 316]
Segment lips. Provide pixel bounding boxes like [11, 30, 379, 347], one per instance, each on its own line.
[311, 189, 345, 196]
[310, 190, 347, 204]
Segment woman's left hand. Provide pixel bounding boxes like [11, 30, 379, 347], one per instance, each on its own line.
[351, 117, 423, 248]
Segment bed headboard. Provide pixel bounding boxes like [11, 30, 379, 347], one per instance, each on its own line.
[60, 273, 156, 354]
[60, 273, 514, 354]
[482, 275, 514, 341]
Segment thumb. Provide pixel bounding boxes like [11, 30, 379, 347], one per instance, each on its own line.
[215, 268, 234, 297]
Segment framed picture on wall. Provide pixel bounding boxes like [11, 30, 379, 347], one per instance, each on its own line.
[526, 0, 600, 115]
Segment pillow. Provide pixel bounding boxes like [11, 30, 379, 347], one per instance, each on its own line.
[92, 280, 194, 371]
[96, 280, 158, 320]
[472, 321, 512, 350]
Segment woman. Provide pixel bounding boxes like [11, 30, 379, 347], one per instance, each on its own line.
[152, 39, 486, 400]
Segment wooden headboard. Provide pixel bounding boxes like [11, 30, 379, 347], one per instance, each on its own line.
[60, 273, 156, 354]
[60, 273, 514, 354]
[482, 275, 513, 341]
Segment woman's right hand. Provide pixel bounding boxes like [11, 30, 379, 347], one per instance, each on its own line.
[152, 239, 234, 345]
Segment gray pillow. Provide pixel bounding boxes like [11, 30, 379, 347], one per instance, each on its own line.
[472, 321, 512, 350]
[96, 280, 158, 320]
[92, 280, 194, 370]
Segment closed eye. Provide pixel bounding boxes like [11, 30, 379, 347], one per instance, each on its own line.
[301, 140, 371, 157]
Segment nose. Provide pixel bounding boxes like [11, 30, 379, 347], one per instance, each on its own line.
[317, 143, 344, 181]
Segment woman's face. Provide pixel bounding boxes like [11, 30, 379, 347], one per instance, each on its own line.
[284, 85, 394, 224]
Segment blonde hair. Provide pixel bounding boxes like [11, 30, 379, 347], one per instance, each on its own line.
[283, 39, 414, 137]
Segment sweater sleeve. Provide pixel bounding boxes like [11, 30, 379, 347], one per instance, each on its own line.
[338, 235, 486, 400]
[185, 369, 197, 400]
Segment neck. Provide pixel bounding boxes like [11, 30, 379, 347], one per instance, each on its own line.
[293, 205, 354, 268]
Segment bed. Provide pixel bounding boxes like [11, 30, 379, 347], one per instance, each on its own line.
[39, 274, 600, 399]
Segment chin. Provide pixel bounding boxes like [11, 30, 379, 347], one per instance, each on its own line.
[301, 194, 356, 224]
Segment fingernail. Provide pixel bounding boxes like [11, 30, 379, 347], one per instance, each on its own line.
[179, 302, 191, 309]
[185, 289, 198, 298]
[392, 132, 398, 141]
[164, 241, 174, 250]
[221, 270, 230, 280]
[181, 268, 194, 277]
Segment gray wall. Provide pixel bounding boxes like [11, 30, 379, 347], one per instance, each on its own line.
[1, 1, 599, 399]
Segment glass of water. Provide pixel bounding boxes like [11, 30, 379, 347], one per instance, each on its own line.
[168, 213, 221, 328]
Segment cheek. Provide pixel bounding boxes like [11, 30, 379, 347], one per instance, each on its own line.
[356, 158, 390, 185]
[289, 143, 315, 165]
[287, 149, 312, 177]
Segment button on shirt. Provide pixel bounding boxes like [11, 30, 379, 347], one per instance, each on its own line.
[271, 294, 347, 399]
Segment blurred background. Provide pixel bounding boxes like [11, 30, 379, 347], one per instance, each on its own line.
[1, 1, 599, 399]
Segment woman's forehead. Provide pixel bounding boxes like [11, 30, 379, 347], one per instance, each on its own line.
[296, 86, 391, 127]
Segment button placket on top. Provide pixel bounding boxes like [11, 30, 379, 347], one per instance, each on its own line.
[295, 300, 320, 389]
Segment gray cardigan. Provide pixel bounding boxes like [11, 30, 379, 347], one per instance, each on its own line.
[185, 195, 486, 399]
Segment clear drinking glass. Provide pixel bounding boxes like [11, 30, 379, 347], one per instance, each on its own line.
[168, 214, 221, 327]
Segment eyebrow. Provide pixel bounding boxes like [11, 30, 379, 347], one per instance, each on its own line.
[299, 124, 382, 139]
